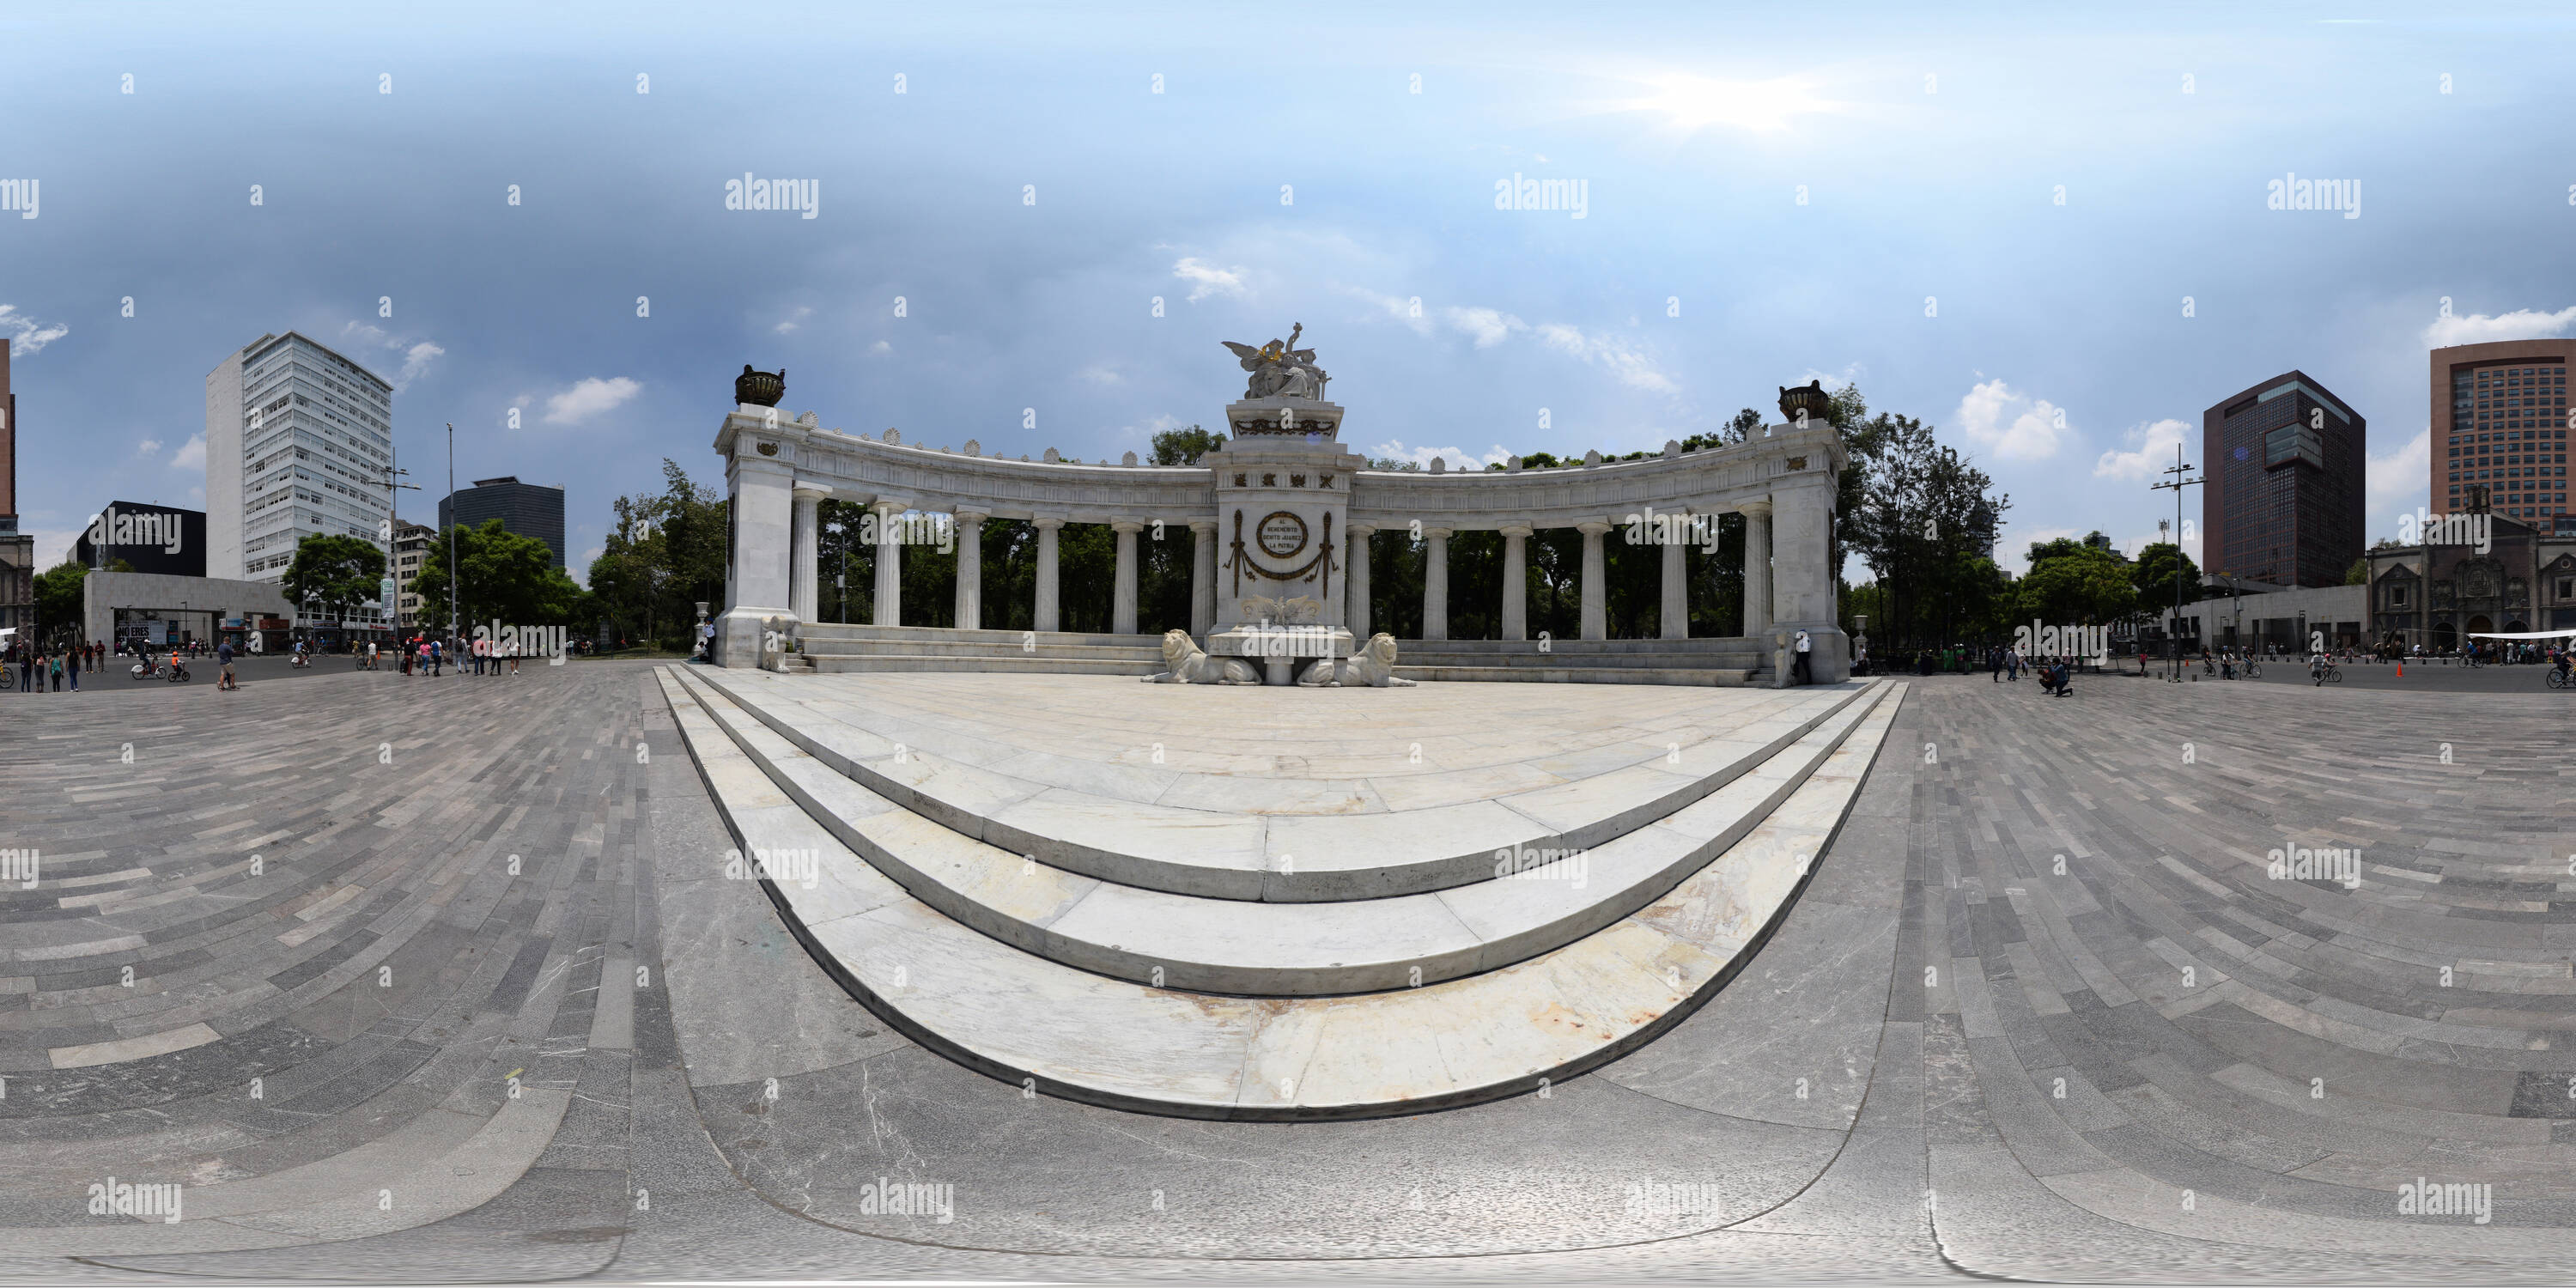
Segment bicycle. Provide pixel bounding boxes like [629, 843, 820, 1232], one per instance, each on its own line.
[0, 667, 13, 691]
[2548, 669, 2574, 690]
[2243, 661, 2262, 679]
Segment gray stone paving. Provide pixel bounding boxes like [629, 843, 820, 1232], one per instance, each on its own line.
[2, 665, 2573, 1281]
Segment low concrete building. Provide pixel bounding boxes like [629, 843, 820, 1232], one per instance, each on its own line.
[82, 571, 293, 653]
[2166, 576, 2367, 653]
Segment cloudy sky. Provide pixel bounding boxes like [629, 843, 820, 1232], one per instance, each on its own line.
[4, 0, 2573, 580]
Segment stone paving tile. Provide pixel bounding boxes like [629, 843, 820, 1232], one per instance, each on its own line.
[9, 666, 2576, 1281]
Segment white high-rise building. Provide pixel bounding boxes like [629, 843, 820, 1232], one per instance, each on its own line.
[204, 331, 398, 633]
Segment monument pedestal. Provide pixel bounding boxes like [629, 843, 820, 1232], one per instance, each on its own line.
[1206, 624, 1354, 685]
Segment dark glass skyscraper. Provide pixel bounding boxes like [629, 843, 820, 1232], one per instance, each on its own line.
[2201, 371, 2366, 589]
[439, 476, 567, 569]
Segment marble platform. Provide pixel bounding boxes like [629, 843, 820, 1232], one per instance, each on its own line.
[658, 665, 1902, 1116]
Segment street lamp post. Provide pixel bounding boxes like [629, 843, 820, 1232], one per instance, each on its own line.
[446, 422, 461, 644]
[2152, 445, 2201, 683]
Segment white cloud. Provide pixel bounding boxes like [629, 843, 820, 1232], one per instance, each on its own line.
[135, 438, 163, 459]
[542, 376, 641, 425]
[871, 339, 891, 355]
[2421, 306, 2576, 349]
[169, 434, 206, 471]
[1081, 365, 1123, 386]
[1342, 287, 1436, 337]
[1534, 324, 1676, 393]
[339, 322, 446, 392]
[1367, 439, 1511, 471]
[774, 306, 813, 335]
[2093, 417, 2190, 480]
[1173, 257, 1249, 303]
[1955, 378, 2069, 460]
[1617, 74, 1844, 135]
[2367, 427, 2429, 514]
[1445, 307, 1527, 349]
[0, 304, 69, 355]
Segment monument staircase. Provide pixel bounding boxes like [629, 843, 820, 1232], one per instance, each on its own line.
[795, 622, 1771, 685]
[793, 623, 1166, 676]
[657, 661, 1904, 1117]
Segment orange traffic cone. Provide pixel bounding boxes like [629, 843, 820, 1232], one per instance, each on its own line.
[2396, 664, 2403, 677]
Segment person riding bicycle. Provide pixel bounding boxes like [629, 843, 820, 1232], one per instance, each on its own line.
[2310, 649, 2329, 685]
[2555, 650, 2572, 685]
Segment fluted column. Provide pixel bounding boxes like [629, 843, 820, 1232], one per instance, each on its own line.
[1422, 527, 1452, 641]
[1346, 523, 1374, 639]
[1499, 524, 1532, 641]
[789, 485, 825, 623]
[1661, 513, 1689, 640]
[871, 501, 904, 627]
[1741, 499, 1771, 639]
[1577, 519, 1612, 641]
[1111, 519, 1143, 635]
[1189, 520, 1218, 638]
[1033, 517, 1063, 633]
[953, 510, 987, 630]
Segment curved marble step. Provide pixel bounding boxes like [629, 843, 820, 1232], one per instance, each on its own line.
[668, 665, 1886, 996]
[690, 665, 1875, 902]
[657, 665, 1904, 1118]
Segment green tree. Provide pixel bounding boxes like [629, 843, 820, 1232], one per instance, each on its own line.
[2017, 540, 2138, 626]
[1150, 423, 1225, 466]
[1838, 401, 2013, 647]
[2131, 542, 2203, 608]
[2345, 556, 2369, 586]
[33, 560, 87, 644]
[411, 519, 583, 632]
[585, 459, 729, 649]
[280, 533, 388, 628]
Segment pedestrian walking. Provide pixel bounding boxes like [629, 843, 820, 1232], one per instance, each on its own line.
[218, 638, 238, 690]
[67, 646, 79, 691]
[50, 652, 64, 691]
[1792, 629, 1813, 685]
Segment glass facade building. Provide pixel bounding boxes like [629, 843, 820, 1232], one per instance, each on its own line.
[2201, 371, 2366, 589]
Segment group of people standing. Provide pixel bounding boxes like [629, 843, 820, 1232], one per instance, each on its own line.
[7, 640, 108, 692]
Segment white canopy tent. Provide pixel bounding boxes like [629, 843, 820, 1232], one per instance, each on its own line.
[2467, 627, 2576, 641]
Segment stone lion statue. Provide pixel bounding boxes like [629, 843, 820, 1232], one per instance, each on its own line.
[1143, 629, 1261, 685]
[1308, 632, 1414, 687]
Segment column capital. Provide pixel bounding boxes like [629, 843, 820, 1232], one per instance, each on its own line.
[1346, 521, 1378, 537]
[869, 495, 913, 516]
[1421, 526, 1455, 540]
[1109, 518, 1146, 534]
[791, 481, 832, 501]
[1498, 523, 1535, 539]
[953, 507, 990, 526]
[1188, 518, 1218, 534]
[1737, 498, 1773, 519]
[1575, 519, 1615, 536]
[1031, 514, 1066, 531]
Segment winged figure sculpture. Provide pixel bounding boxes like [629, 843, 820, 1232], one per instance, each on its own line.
[1222, 323, 1328, 400]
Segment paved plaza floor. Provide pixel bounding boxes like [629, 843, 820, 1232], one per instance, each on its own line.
[3, 661, 2574, 1281]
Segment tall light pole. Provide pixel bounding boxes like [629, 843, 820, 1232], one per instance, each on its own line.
[382, 453, 417, 641]
[445, 422, 458, 643]
[2152, 444, 2201, 682]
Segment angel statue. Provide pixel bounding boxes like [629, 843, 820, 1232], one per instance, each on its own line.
[1222, 323, 1329, 400]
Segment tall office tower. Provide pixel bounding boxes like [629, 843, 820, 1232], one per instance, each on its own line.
[2428, 339, 2573, 526]
[438, 475, 568, 569]
[204, 332, 398, 628]
[2201, 370, 2366, 589]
